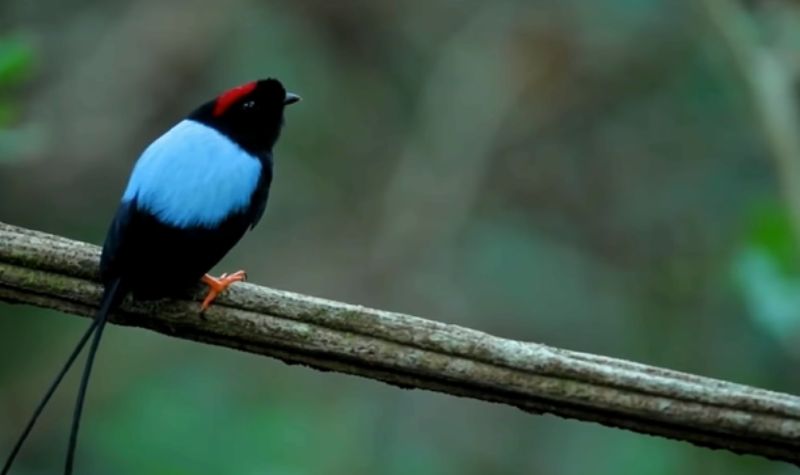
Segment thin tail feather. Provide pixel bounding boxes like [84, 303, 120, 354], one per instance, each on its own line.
[64, 278, 123, 475]
[0, 279, 124, 475]
[1, 320, 101, 475]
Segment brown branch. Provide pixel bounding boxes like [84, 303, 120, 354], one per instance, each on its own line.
[0, 221, 798, 465]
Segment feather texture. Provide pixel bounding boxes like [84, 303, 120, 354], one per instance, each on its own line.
[1, 78, 298, 475]
[122, 119, 262, 228]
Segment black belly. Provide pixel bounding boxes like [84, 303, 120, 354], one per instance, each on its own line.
[99, 200, 251, 299]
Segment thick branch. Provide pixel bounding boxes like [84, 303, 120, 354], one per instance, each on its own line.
[0, 222, 798, 465]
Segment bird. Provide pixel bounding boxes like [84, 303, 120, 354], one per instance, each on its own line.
[1, 77, 300, 475]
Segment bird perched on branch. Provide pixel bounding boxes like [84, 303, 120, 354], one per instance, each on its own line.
[1, 78, 300, 474]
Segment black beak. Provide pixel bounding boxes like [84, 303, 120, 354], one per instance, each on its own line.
[284, 92, 301, 105]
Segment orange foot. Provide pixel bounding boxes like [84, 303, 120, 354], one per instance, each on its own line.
[200, 270, 247, 311]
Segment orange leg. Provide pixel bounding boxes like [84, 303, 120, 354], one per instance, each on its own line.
[200, 270, 247, 311]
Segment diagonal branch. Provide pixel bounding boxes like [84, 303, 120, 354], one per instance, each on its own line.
[0, 221, 798, 465]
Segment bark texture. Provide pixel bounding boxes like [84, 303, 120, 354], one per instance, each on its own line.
[0, 222, 798, 465]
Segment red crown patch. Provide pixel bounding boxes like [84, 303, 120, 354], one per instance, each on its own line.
[213, 81, 257, 117]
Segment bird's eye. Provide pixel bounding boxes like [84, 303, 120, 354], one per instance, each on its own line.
[242, 100, 256, 109]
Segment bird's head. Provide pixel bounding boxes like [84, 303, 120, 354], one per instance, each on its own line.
[192, 78, 300, 157]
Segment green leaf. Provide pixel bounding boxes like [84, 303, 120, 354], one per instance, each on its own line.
[0, 35, 35, 87]
[744, 203, 799, 275]
[734, 201, 800, 343]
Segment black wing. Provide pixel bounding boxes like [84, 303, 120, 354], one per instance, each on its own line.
[247, 159, 273, 229]
[99, 199, 136, 285]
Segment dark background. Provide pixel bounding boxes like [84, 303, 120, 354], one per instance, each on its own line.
[1, 1, 799, 474]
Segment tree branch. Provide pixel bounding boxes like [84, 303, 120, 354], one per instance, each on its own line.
[0, 222, 798, 465]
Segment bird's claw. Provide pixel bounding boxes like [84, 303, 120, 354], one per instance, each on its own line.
[200, 270, 247, 312]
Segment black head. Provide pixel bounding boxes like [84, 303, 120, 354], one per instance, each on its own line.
[190, 78, 300, 157]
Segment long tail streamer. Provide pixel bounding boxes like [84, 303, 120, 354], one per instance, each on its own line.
[1, 279, 123, 475]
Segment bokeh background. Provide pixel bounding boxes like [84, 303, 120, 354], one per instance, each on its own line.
[1, 0, 800, 474]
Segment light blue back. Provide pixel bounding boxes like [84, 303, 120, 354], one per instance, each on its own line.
[122, 119, 262, 228]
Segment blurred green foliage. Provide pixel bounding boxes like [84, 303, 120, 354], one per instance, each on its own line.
[0, 36, 34, 89]
[744, 204, 799, 276]
[735, 203, 800, 346]
[0, 34, 36, 159]
[1, 1, 799, 474]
